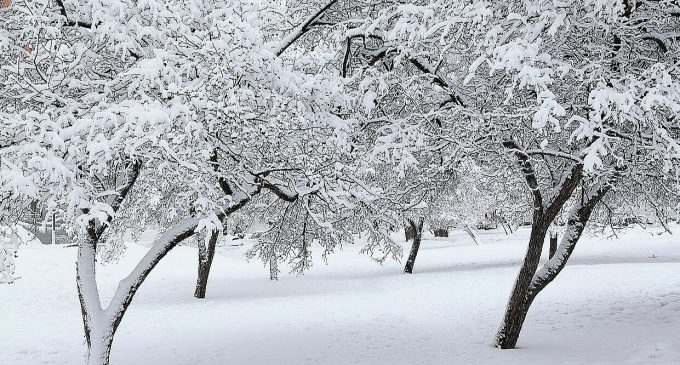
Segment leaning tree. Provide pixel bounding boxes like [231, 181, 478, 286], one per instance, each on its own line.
[324, 0, 680, 348]
[458, 0, 680, 348]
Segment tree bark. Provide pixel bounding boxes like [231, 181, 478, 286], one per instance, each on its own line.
[495, 220, 549, 349]
[404, 224, 416, 241]
[404, 218, 424, 274]
[194, 230, 219, 299]
[495, 183, 608, 349]
[495, 141, 584, 349]
[77, 218, 198, 365]
[77, 231, 114, 365]
[51, 212, 56, 244]
[528, 186, 610, 297]
[549, 232, 558, 259]
[76, 221, 103, 354]
[433, 228, 448, 237]
[85, 332, 114, 365]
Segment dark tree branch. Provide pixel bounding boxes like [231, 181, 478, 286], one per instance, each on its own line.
[342, 37, 352, 78]
[55, 0, 94, 28]
[544, 163, 584, 222]
[345, 34, 467, 107]
[55, 0, 140, 60]
[409, 57, 466, 107]
[257, 178, 299, 202]
[642, 35, 668, 53]
[502, 140, 543, 211]
[209, 150, 233, 196]
[275, 0, 339, 57]
[525, 149, 583, 163]
[83, 160, 142, 242]
[528, 183, 612, 298]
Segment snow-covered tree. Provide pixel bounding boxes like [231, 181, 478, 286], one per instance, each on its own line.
[0, 0, 397, 363]
[457, 0, 680, 348]
[324, 0, 680, 348]
[2, 0, 679, 361]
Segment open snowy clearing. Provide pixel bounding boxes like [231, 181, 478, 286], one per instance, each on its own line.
[3, 226, 680, 365]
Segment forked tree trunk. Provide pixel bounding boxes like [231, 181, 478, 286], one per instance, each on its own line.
[77, 218, 202, 365]
[76, 231, 117, 365]
[495, 2, 628, 346]
[502, 218, 514, 234]
[495, 141, 586, 349]
[194, 230, 219, 299]
[495, 183, 609, 349]
[404, 218, 424, 274]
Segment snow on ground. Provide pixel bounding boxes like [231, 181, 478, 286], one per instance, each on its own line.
[2, 226, 680, 365]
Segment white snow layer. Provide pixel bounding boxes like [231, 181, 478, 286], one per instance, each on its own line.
[2, 226, 679, 364]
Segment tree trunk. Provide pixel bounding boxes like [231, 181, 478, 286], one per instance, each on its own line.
[501, 218, 514, 234]
[76, 231, 101, 353]
[528, 186, 611, 299]
[495, 221, 548, 349]
[77, 232, 113, 365]
[404, 218, 424, 274]
[51, 212, 56, 245]
[463, 225, 481, 245]
[549, 232, 558, 259]
[76, 217, 200, 365]
[404, 224, 416, 241]
[85, 333, 114, 365]
[495, 144, 586, 349]
[194, 230, 219, 299]
[495, 183, 609, 349]
[433, 228, 448, 237]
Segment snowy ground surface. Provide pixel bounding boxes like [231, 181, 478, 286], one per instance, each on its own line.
[2, 226, 680, 365]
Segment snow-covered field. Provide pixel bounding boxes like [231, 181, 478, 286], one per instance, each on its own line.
[3, 226, 680, 365]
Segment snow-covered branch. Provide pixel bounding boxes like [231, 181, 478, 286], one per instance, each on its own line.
[524, 149, 583, 163]
[105, 217, 200, 326]
[502, 140, 543, 210]
[543, 163, 584, 221]
[273, 0, 339, 57]
[529, 184, 612, 298]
